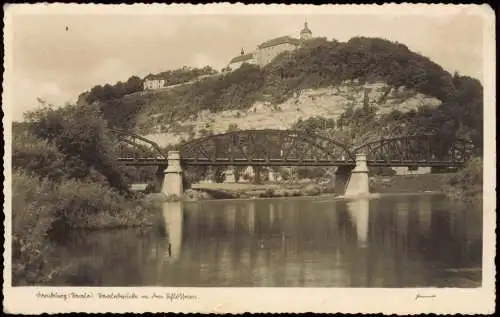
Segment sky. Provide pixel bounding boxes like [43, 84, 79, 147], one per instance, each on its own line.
[6, 4, 489, 122]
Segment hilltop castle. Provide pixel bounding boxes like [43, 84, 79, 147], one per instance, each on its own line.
[143, 22, 313, 90]
[227, 21, 313, 70]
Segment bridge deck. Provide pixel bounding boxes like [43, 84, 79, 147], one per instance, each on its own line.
[116, 157, 465, 167]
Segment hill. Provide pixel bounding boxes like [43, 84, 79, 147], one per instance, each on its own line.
[79, 36, 483, 151]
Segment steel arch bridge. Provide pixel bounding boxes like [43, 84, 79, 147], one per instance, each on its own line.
[112, 129, 474, 168]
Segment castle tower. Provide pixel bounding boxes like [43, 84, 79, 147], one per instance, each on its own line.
[300, 21, 312, 40]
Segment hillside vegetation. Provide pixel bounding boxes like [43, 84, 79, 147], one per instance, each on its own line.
[79, 36, 482, 153]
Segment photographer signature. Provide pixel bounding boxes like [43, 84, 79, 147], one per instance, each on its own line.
[415, 294, 436, 300]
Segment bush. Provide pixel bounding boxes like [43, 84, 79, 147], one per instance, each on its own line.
[448, 157, 483, 192]
[50, 180, 153, 232]
[302, 184, 321, 196]
[11, 170, 155, 285]
[12, 171, 59, 285]
[12, 131, 68, 182]
[24, 103, 130, 193]
[278, 168, 291, 181]
[444, 157, 483, 202]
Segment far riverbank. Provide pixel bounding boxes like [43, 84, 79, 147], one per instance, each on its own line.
[148, 172, 468, 203]
[146, 156, 484, 205]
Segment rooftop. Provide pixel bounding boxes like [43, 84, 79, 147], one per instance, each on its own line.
[301, 22, 312, 35]
[229, 53, 254, 64]
[258, 36, 301, 49]
[144, 74, 166, 81]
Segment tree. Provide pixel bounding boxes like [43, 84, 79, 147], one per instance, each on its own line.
[24, 104, 130, 193]
[12, 131, 68, 182]
[124, 76, 143, 94]
[292, 116, 336, 135]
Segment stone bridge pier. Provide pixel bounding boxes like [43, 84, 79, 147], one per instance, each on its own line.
[157, 151, 370, 197]
[161, 151, 183, 197]
[335, 153, 370, 196]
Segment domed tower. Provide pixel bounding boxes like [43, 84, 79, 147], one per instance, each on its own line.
[300, 21, 312, 40]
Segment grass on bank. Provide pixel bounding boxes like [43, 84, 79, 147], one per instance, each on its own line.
[443, 157, 483, 203]
[11, 170, 160, 285]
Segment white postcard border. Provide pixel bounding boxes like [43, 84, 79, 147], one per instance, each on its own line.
[2, 3, 496, 314]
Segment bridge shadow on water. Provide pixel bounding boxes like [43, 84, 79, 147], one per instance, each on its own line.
[46, 195, 482, 287]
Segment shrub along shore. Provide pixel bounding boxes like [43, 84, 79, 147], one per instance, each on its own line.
[11, 104, 163, 285]
[440, 157, 483, 204]
[12, 170, 162, 286]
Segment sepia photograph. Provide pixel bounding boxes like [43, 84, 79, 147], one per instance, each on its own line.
[3, 3, 495, 314]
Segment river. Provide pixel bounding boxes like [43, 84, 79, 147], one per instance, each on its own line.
[48, 194, 482, 287]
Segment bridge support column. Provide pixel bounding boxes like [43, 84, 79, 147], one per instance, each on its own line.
[162, 151, 183, 197]
[345, 153, 370, 196]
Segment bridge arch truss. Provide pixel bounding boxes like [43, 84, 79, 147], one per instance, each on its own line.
[109, 128, 167, 162]
[178, 129, 356, 166]
[352, 134, 475, 166]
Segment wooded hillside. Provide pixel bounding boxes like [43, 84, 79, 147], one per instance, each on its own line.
[79, 36, 482, 152]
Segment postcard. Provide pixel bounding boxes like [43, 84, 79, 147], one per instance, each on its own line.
[3, 3, 495, 314]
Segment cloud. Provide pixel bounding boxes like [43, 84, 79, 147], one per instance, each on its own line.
[418, 12, 483, 80]
[12, 75, 75, 121]
[191, 53, 216, 69]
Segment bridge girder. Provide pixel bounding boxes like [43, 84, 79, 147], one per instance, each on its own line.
[177, 129, 356, 165]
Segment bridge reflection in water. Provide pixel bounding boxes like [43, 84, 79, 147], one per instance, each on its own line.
[162, 202, 183, 262]
[346, 199, 370, 248]
[45, 194, 481, 287]
[147, 195, 481, 287]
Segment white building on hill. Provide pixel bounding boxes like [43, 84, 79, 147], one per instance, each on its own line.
[228, 21, 313, 70]
[143, 75, 167, 90]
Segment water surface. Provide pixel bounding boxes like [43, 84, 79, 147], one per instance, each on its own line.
[49, 194, 482, 287]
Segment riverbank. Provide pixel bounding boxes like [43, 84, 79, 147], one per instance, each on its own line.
[187, 181, 335, 200]
[12, 171, 162, 286]
[370, 173, 452, 194]
[158, 168, 483, 203]
[372, 158, 483, 205]
[154, 173, 450, 202]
